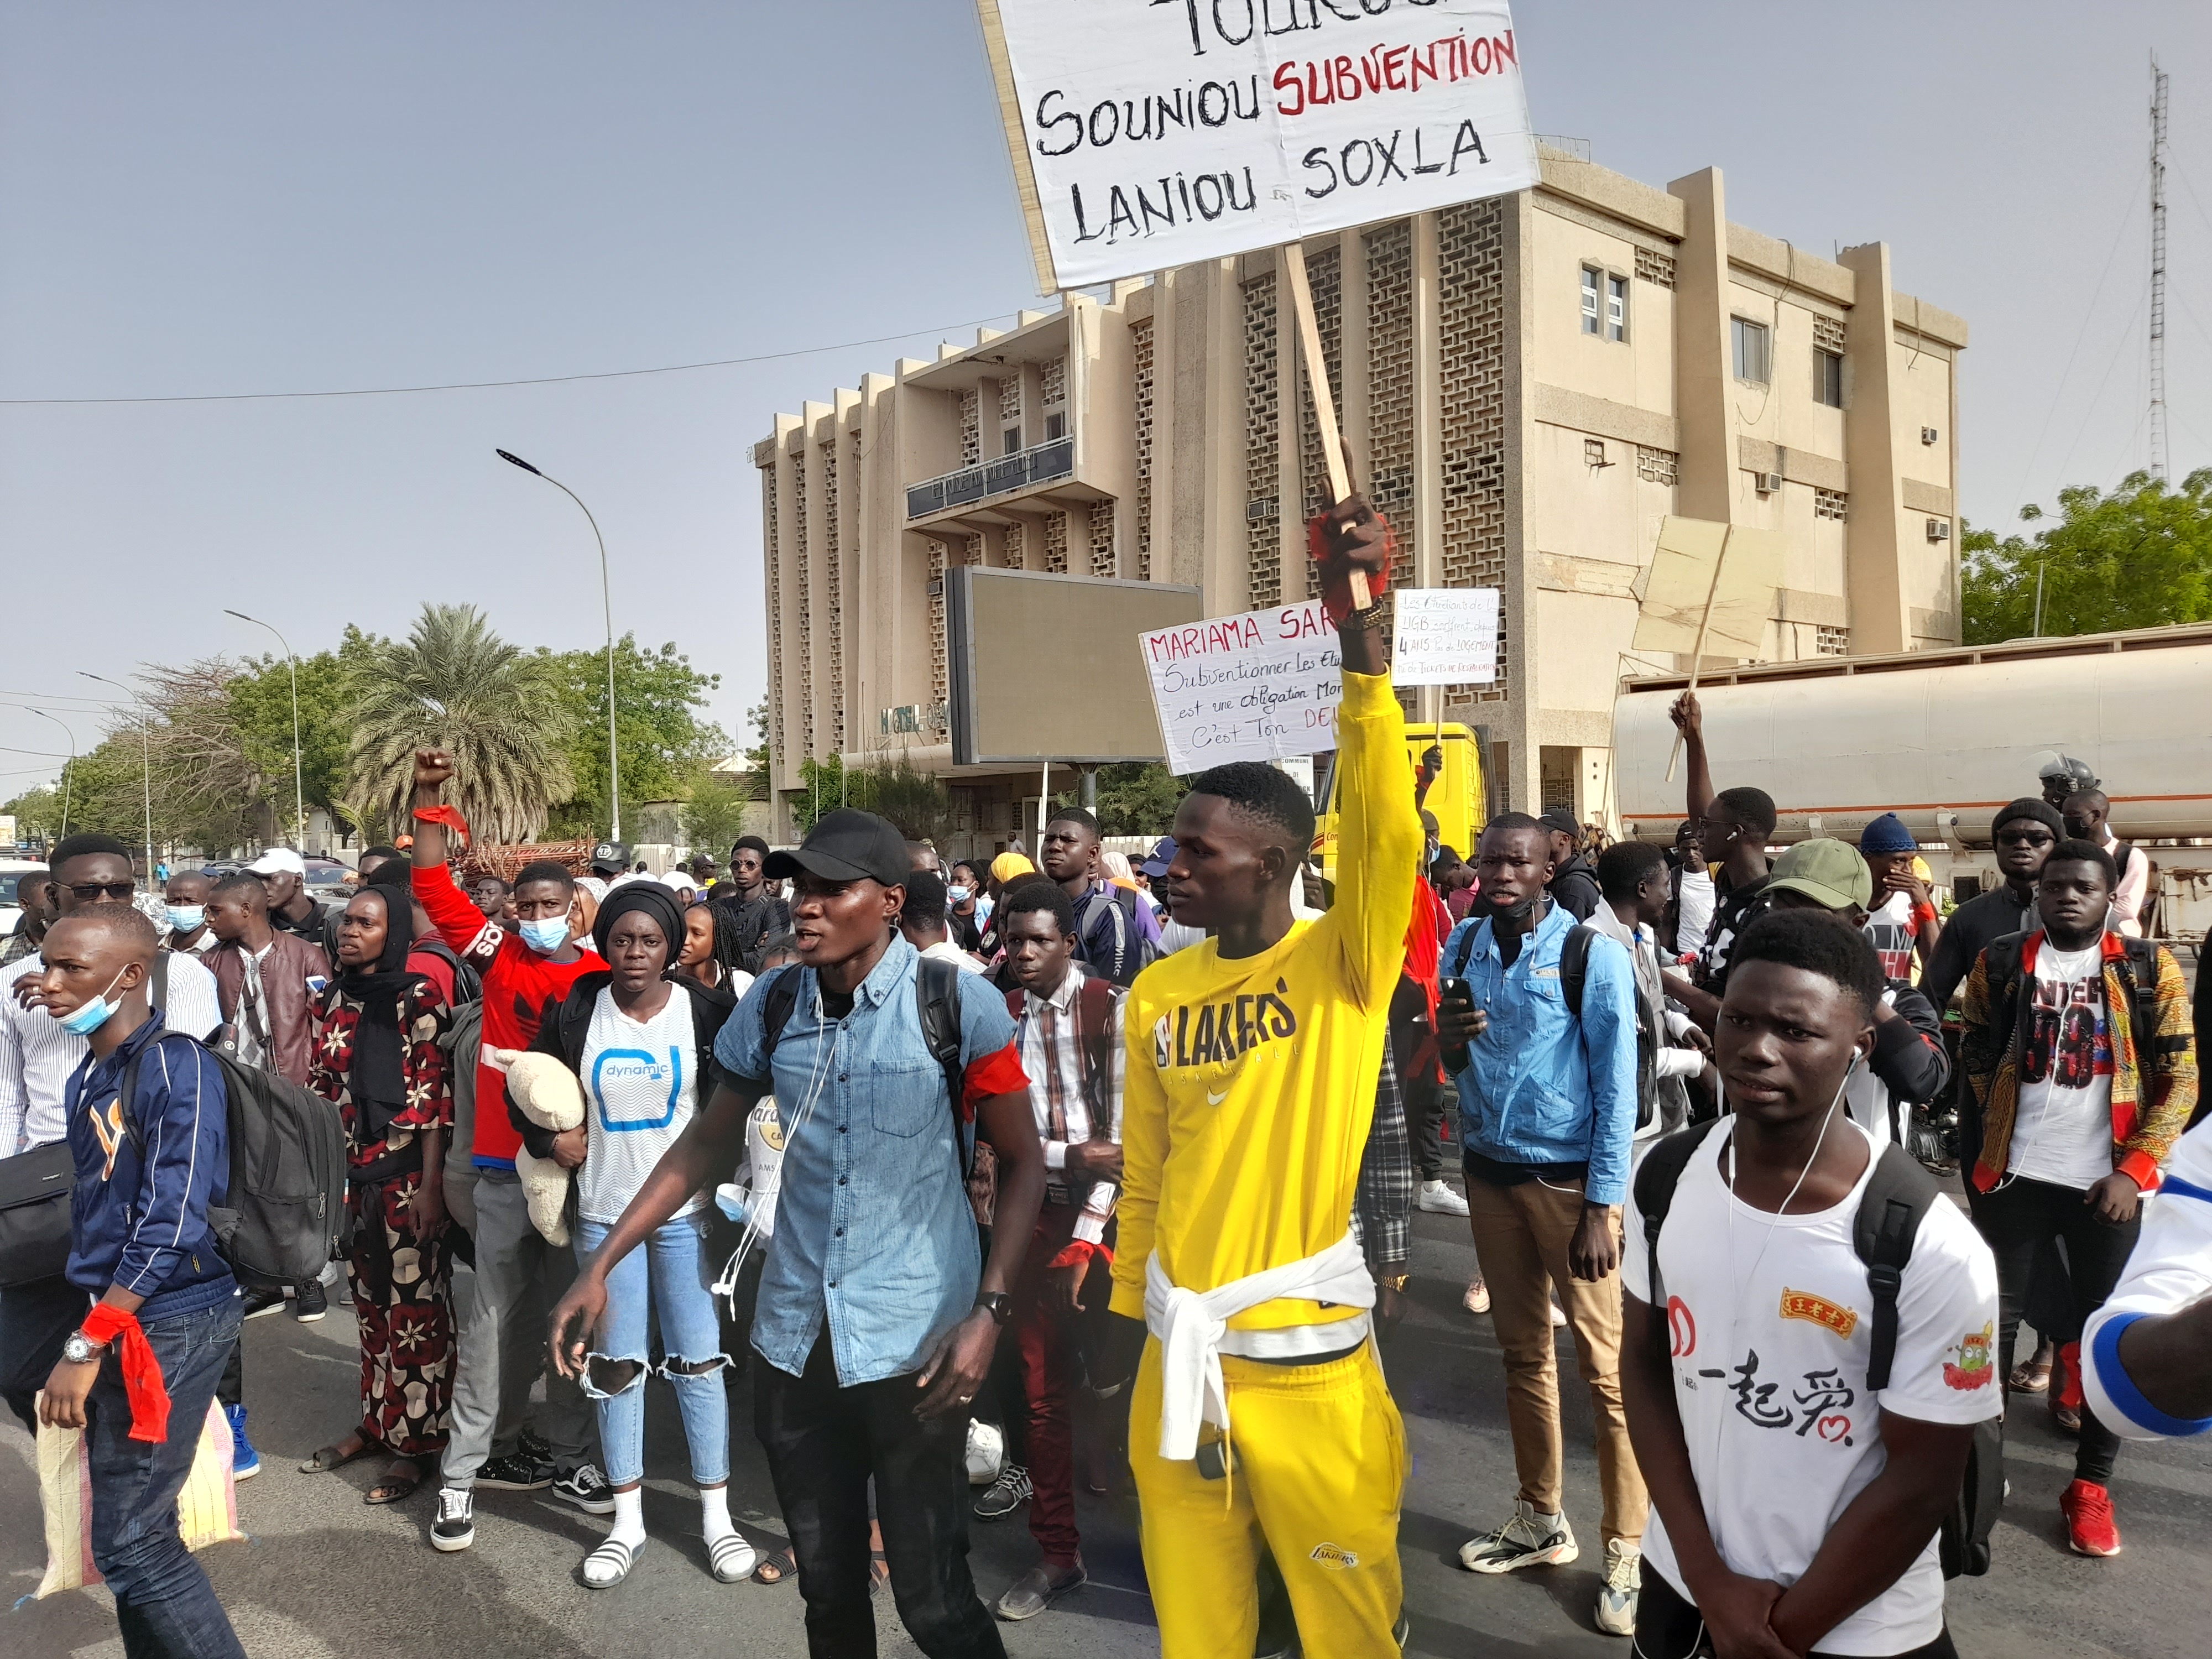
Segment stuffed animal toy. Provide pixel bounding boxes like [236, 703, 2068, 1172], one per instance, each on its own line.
[502, 1051, 587, 1246]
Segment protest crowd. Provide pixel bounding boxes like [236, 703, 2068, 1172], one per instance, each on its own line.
[5, 494, 2211, 1659]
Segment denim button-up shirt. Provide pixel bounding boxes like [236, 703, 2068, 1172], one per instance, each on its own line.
[1442, 902, 1640, 1205]
[716, 933, 1019, 1385]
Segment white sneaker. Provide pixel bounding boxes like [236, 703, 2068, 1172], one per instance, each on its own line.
[1459, 1499, 1578, 1574]
[1595, 1537, 1640, 1636]
[1464, 1278, 1491, 1314]
[1418, 1180, 1470, 1217]
[1550, 1297, 1568, 1328]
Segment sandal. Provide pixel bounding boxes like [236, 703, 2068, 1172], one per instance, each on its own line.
[366, 1459, 423, 1506]
[299, 1442, 374, 1475]
[583, 1536, 644, 1589]
[709, 1532, 759, 1584]
[869, 1548, 889, 1597]
[752, 1546, 797, 1587]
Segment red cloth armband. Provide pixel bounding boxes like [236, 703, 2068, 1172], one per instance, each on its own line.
[412, 804, 472, 846]
[80, 1304, 170, 1445]
[1306, 505, 1397, 625]
[959, 1041, 1031, 1125]
[1050, 1238, 1112, 1272]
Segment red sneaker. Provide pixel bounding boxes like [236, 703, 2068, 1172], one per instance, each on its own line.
[2060, 1479, 2122, 1557]
[2049, 1343, 2084, 1434]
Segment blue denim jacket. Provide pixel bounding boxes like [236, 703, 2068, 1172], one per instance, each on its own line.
[715, 933, 1019, 1386]
[1442, 902, 1640, 1205]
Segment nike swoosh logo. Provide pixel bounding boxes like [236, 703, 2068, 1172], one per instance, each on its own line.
[1206, 1088, 1231, 1106]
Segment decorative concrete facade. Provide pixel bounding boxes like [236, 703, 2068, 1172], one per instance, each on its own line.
[754, 150, 1965, 842]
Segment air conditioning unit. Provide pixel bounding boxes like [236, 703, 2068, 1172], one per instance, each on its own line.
[1921, 426, 1940, 445]
[1927, 518, 1951, 542]
[1755, 472, 1783, 494]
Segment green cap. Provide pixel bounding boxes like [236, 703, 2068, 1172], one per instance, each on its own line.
[1765, 838, 1874, 912]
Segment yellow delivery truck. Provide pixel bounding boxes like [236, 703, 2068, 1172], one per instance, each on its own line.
[1311, 721, 1488, 890]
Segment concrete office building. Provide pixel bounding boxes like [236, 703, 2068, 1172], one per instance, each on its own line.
[754, 149, 1965, 845]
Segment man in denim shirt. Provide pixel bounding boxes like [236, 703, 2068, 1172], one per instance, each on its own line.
[1436, 813, 1647, 1637]
[552, 809, 1044, 1659]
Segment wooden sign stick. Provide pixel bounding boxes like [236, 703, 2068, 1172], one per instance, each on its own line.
[1663, 524, 1734, 783]
[1280, 241, 1371, 609]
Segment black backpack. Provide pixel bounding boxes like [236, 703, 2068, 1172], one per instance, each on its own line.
[1634, 1120, 2004, 1579]
[123, 1033, 348, 1286]
[755, 956, 974, 1175]
[1447, 921, 1655, 1129]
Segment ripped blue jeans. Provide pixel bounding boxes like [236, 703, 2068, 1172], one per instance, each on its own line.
[574, 1214, 730, 1488]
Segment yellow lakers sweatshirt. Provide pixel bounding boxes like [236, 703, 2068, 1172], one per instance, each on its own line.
[1110, 669, 1421, 1334]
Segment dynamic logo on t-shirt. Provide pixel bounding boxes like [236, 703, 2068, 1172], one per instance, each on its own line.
[2021, 974, 2112, 1087]
[1779, 1289, 1859, 1341]
[1943, 1323, 1996, 1391]
[593, 1046, 684, 1132]
[1152, 979, 1300, 1072]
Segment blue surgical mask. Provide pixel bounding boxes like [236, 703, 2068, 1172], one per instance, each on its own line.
[55, 968, 130, 1037]
[947, 885, 972, 905]
[517, 916, 571, 956]
[165, 905, 205, 934]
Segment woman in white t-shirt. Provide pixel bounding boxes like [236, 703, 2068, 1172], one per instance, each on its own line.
[1622, 909, 1999, 1658]
[518, 881, 752, 1589]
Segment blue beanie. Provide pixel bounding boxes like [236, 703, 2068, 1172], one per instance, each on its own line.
[1859, 812, 1917, 854]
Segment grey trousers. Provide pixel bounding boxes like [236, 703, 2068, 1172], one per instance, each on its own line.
[441, 1170, 597, 1488]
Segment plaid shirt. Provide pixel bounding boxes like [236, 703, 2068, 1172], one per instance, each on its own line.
[1353, 1039, 1414, 1270]
[1010, 964, 1125, 1244]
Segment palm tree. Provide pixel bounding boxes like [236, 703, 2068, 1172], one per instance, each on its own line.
[347, 604, 575, 844]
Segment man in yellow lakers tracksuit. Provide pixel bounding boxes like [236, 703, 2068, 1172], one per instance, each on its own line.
[1110, 497, 1420, 1657]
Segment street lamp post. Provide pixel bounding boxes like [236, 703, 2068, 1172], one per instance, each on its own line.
[79, 672, 154, 886]
[226, 609, 307, 849]
[24, 707, 75, 841]
[497, 450, 622, 841]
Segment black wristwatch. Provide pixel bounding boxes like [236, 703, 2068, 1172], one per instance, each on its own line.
[974, 1292, 1014, 1326]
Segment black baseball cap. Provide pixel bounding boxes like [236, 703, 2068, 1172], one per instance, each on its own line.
[764, 809, 909, 888]
[590, 841, 632, 876]
[1538, 808, 1580, 841]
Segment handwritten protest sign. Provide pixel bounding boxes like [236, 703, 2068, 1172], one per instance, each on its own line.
[978, 0, 1540, 290]
[1140, 600, 1344, 774]
[1391, 587, 1500, 686]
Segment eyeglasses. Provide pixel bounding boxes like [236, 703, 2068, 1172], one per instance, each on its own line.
[67, 880, 138, 901]
[1994, 831, 2055, 848]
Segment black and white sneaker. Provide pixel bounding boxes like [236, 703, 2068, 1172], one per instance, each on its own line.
[432, 1488, 476, 1552]
[476, 1452, 554, 1491]
[241, 1286, 286, 1320]
[1458, 1499, 1578, 1574]
[516, 1429, 552, 1466]
[973, 1464, 1032, 1520]
[553, 1463, 617, 1515]
[294, 1279, 328, 1322]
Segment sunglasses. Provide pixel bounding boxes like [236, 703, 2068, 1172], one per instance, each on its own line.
[66, 880, 138, 901]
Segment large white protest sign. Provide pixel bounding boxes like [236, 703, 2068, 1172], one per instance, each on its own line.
[1391, 587, 1500, 686]
[1140, 599, 1344, 773]
[978, 0, 1540, 290]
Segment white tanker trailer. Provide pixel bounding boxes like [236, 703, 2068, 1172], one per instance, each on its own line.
[1612, 622, 2212, 945]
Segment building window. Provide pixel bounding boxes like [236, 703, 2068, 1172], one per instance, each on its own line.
[1635, 245, 1676, 288]
[1732, 317, 1771, 385]
[1812, 314, 1846, 354]
[1636, 445, 1678, 484]
[1584, 437, 1608, 467]
[1814, 487, 1849, 521]
[1003, 426, 1021, 455]
[1581, 267, 1601, 335]
[1044, 411, 1066, 442]
[1815, 349, 1844, 409]
[1816, 624, 1851, 656]
[1606, 273, 1627, 342]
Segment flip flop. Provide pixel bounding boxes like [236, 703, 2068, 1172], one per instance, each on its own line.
[869, 1548, 889, 1597]
[752, 1546, 797, 1587]
[299, 1443, 374, 1474]
[366, 1460, 423, 1505]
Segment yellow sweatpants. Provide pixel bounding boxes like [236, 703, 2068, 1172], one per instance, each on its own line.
[1130, 1338, 1407, 1658]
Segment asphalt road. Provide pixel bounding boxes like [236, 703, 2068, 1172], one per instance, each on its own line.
[5, 1196, 2206, 1658]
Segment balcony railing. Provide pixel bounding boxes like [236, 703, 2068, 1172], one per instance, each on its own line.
[906, 437, 1075, 520]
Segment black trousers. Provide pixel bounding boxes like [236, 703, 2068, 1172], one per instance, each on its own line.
[1969, 1175, 2140, 1485]
[754, 1339, 1005, 1659]
[0, 1274, 86, 1432]
[1389, 977, 1448, 1183]
[1637, 1565, 1958, 1657]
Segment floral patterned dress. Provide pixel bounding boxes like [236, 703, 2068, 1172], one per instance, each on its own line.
[309, 975, 454, 1458]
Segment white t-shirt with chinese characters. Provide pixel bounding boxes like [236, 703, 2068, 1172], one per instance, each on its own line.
[1624, 1119, 2001, 1657]
[578, 983, 705, 1224]
[2007, 942, 2114, 1191]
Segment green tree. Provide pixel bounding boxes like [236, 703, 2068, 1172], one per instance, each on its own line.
[1050, 763, 1185, 838]
[1963, 468, 2212, 644]
[2, 785, 63, 844]
[541, 637, 726, 838]
[346, 604, 575, 844]
[681, 771, 754, 856]
[741, 699, 770, 802]
[790, 754, 957, 846]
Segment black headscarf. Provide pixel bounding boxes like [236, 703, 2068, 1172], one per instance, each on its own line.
[592, 879, 685, 975]
[345, 866, 429, 1124]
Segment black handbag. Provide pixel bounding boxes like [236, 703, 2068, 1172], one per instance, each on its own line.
[0, 1139, 76, 1287]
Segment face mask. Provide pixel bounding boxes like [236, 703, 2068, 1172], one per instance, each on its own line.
[517, 917, 571, 955]
[947, 885, 972, 905]
[166, 905, 205, 934]
[56, 967, 131, 1037]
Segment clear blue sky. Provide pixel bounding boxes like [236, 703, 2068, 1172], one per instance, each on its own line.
[3, 2, 2208, 793]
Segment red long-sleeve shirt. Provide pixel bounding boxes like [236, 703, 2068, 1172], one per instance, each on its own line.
[412, 864, 604, 1168]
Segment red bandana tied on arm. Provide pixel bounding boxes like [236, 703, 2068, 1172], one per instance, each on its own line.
[1306, 505, 1397, 625]
[411, 803, 472, 847]
[79, 1303, 170, 1444]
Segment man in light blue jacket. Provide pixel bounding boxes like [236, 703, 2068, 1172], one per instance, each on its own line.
[1435, 812, 1647, 1637]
